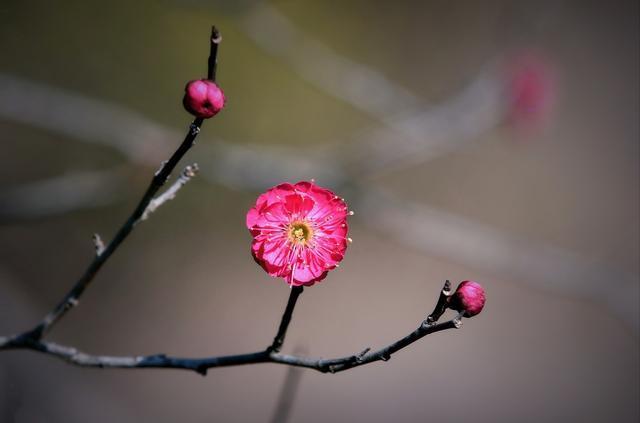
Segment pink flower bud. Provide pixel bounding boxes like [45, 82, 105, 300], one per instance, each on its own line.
[183, 79, 225, 118]
[448, 280, 486, 317]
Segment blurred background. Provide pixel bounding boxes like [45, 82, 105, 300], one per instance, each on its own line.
[0, 0, 638, 422]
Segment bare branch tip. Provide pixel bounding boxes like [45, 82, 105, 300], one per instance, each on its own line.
[211, 26, 222, 44]
[443, 279, 452, 295]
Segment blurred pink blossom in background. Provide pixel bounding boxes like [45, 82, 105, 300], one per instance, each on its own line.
[505, 51, 556, 136]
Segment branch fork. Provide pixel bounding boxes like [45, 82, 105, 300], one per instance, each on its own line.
[141, 163, 199, 221]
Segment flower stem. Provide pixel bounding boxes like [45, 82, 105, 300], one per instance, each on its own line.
[269, 286, 304, 352]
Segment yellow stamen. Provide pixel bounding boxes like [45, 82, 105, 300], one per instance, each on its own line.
[288, 222, 313, 245]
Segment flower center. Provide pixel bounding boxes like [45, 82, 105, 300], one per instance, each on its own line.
[288, 222, 313, 245]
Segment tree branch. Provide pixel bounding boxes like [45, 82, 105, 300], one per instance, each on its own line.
[16, 27, 221, 341]
[0, 306, 462, 376]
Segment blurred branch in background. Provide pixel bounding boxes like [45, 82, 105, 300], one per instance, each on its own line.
[242, 3, 422, 121]
[346, 65, 503, 176]
[270, 346, 307, 423]
[242, 3, 505, 176]
[0, 167, 124, 220]
[0, 74, 177, 165]
[0, 55, 504, 189]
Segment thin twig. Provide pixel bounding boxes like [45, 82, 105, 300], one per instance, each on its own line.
[141, 164, 199, 221]
[17, 27, 221, 341]
[269, 286, 304, 353]
[208, 26, 221, 81]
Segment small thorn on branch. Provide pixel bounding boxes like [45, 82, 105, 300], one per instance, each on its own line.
[355, 347, 370, 363]
[93, 233, 105, 256]
[358, 347, 370, 357]
[141, 164, 200, 221]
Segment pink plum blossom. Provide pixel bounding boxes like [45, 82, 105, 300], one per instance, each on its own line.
[449, 280, 486, 317]
[247, 181, 351, 286]
[183, 79, 225, 118]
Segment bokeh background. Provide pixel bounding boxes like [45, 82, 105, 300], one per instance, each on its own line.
[1, 0, 638, 422]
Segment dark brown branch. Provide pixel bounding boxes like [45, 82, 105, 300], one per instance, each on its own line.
[0, 313, 462, 376]
[269, 286, 304, 352]
[16, 30, 221, 342]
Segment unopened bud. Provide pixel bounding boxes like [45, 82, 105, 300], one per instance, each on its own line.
[183, 79, 225, 118]
[448, 280, 486, 317]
